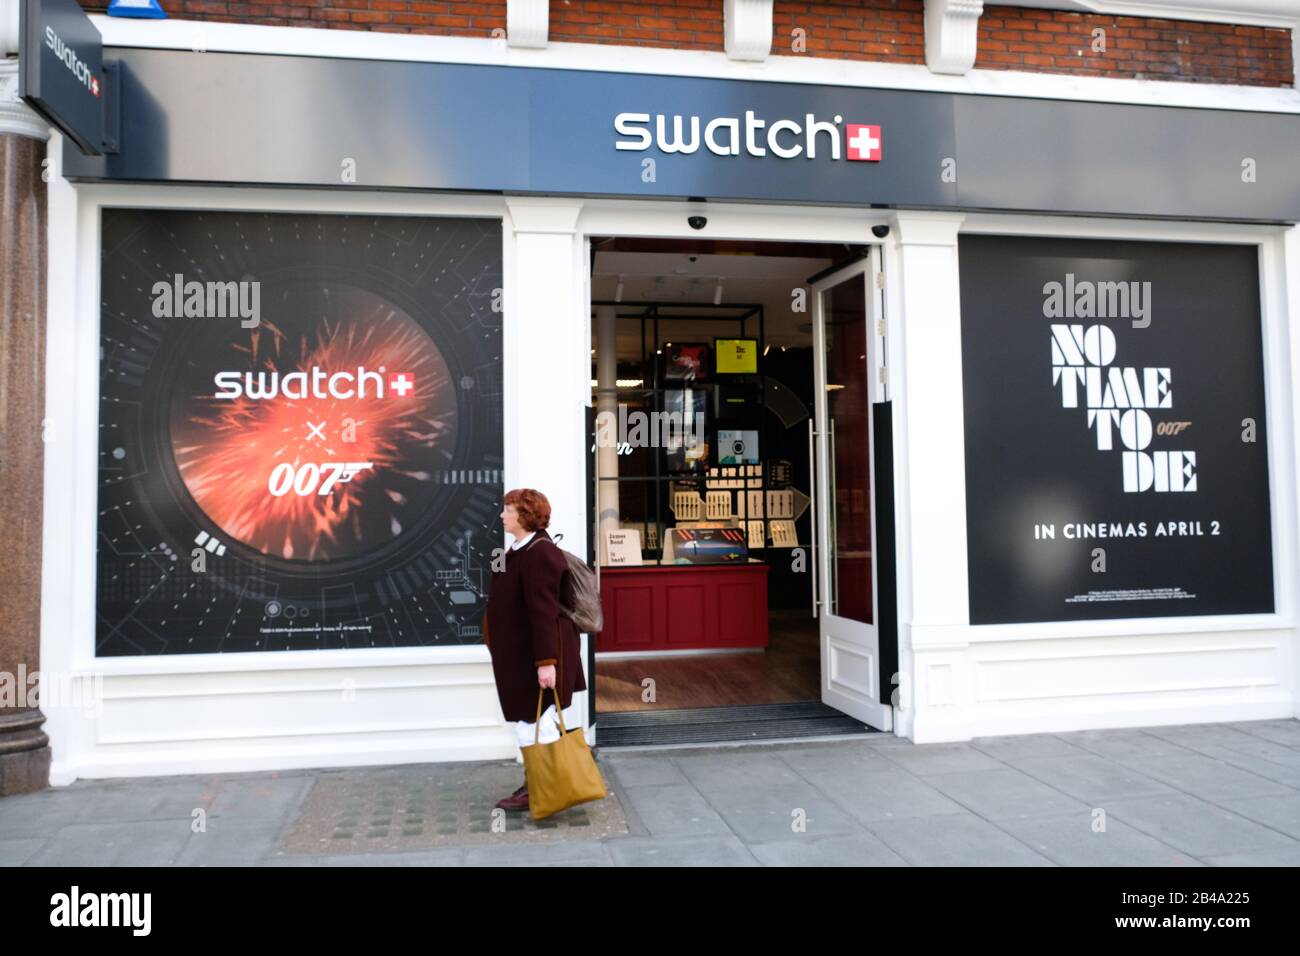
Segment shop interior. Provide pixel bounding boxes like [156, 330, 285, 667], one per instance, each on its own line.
[588, 235, 877, 743]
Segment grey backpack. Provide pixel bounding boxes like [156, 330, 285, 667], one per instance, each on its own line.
[548, 533, 603, 634]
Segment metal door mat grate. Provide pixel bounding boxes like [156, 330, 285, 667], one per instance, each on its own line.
[276, 759, 628, 855]
[595, 701, 877, 747]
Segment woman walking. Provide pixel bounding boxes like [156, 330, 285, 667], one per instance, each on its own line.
[484, 488, 587, 811]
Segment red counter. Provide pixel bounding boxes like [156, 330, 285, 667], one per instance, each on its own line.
[595, 562, 770, 653]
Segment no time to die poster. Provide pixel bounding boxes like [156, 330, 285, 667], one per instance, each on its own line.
[959, 234, 1274, 625]
[96, 209, 504, 655]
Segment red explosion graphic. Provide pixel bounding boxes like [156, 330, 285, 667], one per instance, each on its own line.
[171, 307, 455, 562]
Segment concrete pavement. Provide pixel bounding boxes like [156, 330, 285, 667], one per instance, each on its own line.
[2, 719, 1298, 866]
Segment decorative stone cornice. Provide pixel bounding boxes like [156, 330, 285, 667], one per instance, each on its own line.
[507, 0, 549, 49]
[0, 59, 52, 141]
[725, 0, 774, 62]
[925, 0, 985, 76]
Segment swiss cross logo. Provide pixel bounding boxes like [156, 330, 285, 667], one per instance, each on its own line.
[387, 372, 414, 396]
[91, 76, 100, 98]
[845, 125, 882, 161]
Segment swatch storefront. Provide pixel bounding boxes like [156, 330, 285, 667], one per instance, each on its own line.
[18, 3, 1300, 781]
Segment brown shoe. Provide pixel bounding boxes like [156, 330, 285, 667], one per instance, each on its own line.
[495, 784, 529, 811]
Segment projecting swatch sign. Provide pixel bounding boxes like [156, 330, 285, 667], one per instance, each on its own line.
[959, 235, 1274, 624]
[19, 0, 107, 154]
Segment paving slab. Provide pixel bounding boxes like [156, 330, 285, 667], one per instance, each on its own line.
[1108, 753, 1294, 802]
[605, 834, 759, 866]
[1011, 754, 1176, 803]
[998, 810, 1206, 867]
[1105, 793, 1299, 859]
[921, 768, 1092, 822]
[696, 782, 863, 842]
[748, 832, 910, 866]
[615, 783, 733, 838]
[863, 813, 1055, 867]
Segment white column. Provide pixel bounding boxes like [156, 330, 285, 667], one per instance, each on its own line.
[1285, 223, 1300, 718]
[885, 211, 970, 741]
[595, 304, 620, 564]
[502, 197, 587, 555]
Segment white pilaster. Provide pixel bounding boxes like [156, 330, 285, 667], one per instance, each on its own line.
[885, 211, 970, 740]
[503, 197, 588, 556]
[1286, 223, 1300, 718]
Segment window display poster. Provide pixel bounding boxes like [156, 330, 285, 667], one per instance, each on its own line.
[670, 528, 748, 564]
[663, 388, 708, 472]
[717, 429, 759, 464]
[663, 342, 710, 382]
[605, 529, 643, 566]
[715, 337, 758, 374]
[959, 235, 1273, 624]
[95, 210, 504, 655]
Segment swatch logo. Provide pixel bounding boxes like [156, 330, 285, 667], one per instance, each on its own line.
[45, 26, 99, 97]
[615, 111, 882, 161]
[213, 367, 413, 401]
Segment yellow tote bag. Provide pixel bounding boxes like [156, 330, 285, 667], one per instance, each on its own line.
[522, 637, 607, 820]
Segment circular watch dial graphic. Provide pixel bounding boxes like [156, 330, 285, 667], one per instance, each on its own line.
[169, 284, 456, 562]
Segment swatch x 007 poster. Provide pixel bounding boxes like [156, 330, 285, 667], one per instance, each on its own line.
[959, 235, 1274, 625]
[96, 210, 503, 656]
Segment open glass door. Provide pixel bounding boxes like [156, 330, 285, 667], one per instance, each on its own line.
[810, 247, 892, 731]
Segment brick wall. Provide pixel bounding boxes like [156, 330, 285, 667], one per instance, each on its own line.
[78, 0, 1294, 86]
[550, 0, 722, 50]
[78, 1, 510, 34]
[772, 0, 924, 64]
[977, 6, 1293, 86]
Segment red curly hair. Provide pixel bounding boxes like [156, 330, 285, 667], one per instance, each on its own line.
[503, 488, 551, 532]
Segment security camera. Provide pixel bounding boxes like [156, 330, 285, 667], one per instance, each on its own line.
[871, 224, 890, 239]
[688, 216, 708, 231]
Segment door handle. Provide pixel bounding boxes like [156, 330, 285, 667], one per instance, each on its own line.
[828, 417, 838, 618]
[807, 417, 818, 620]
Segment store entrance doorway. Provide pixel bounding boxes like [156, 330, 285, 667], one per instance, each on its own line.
[586, 236, 893, 747]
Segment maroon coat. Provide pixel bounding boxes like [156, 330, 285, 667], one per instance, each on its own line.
[484, 528, 587, 723]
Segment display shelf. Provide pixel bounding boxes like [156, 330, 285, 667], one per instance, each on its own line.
[593, 299, 773, 564]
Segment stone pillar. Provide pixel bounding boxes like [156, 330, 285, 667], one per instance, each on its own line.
[0, 56, 52, 796]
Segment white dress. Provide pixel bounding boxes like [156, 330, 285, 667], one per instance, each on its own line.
[516, 699, 584, 749]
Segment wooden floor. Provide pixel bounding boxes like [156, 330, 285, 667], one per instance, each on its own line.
[594, 610, 821, 712]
